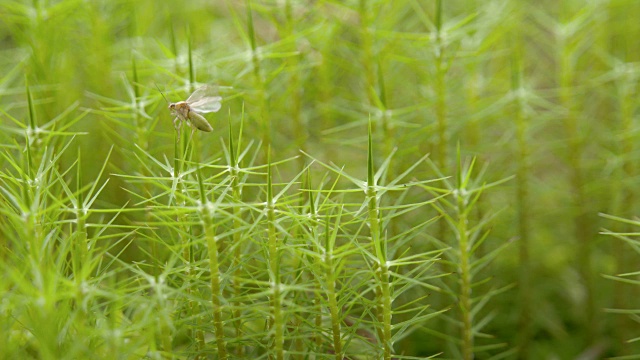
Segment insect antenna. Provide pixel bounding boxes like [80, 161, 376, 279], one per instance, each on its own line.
[155, 83, 170, 104]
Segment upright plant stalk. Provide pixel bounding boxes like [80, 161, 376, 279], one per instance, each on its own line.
[284, 0, 305, 171]
[23, 79, 44, 289]
[197, 167, 228, 360]
[454, 155, 473, 360]
[434, 0, 447, 171]
[429, 149, 483, 359]
[170, 94, 193, 354]
[228, 115, 245, 356]
[185, 30, 202, 162]
[302, 170, 339, 357]
[431, 0, 451, 285]
[185, 34, 208, 350]
[266, 149, 284, 360]
[512, 37, 532, 358]
[291, 169, 316, 357]
[431, 1, 452, 335]
[359, 0, 376, 110]
[131, 57, 157, 276]
[323, 209, 344, 359]
[304, 171, 322, 355]
[316, 10, 336, 158]
[611, 69, 636, 348]
[608, 11, 640, 346]
[464, 0, 480, 151]
[23, 79, 48, 307]
[377, 60, 395, 180]
[73, 149, 88, 288]
[557, 12, 595, 340]
[366, 124, 392, 360]
[22, 153, 52, 359]
[430, 145, 502, 359]
[173, 34, 196, 179]
[187, 26, 195, 92]
[25, 78, 36, 175]
[246, 0, 270, 154]
[359, 1, 395, 171]
[131, 56, 148, 151]
[192, 138, 206, 352]
[169, 18, 179, 74]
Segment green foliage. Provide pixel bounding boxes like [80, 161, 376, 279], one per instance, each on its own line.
[1, 0, 640, 359]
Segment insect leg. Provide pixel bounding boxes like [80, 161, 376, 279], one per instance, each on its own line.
[174, 117, 182, 142]
[189, 123, 196, 143]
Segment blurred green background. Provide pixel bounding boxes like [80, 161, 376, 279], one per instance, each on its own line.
[1, 0, 640, 358]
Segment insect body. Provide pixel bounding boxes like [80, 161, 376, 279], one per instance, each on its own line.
[168, 85, 222, 139]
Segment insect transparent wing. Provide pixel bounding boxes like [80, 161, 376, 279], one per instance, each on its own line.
[186, 85, 216, 103]
[189, 96, 222, 113]
[186, 85, 222, 113]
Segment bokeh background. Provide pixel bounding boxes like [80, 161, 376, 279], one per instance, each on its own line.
[1, 0, 640, 358]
